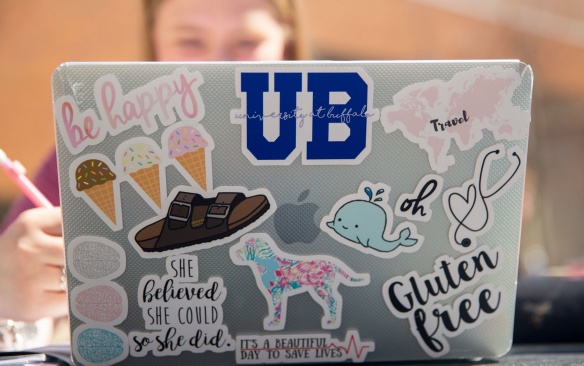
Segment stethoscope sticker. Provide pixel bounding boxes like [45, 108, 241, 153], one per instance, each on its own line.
[443, 144, 524, 252]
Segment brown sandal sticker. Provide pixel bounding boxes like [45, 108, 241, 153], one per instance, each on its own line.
[129, 186, 276, 258]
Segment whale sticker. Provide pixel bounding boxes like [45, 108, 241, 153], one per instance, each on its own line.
[321, 182, 423, 258]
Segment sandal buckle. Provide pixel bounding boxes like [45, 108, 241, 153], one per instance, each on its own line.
[207, 204, 230, 219]
[168, 201, 191, 222]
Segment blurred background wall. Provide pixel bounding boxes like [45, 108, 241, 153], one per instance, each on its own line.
[0, 0, 582, 276]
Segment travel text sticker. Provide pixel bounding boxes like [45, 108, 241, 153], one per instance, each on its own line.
[380, 66, 530, 173]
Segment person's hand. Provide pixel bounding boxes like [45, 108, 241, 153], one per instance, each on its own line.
[0, 207, 67, 322]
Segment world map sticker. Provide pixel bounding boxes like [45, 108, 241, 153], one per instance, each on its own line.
[380, 67, 530, 173]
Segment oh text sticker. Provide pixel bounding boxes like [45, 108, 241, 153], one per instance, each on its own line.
[395, 174, 444, 222]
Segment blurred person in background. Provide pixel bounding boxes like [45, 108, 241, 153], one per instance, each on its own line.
[0, 0, 304, 349]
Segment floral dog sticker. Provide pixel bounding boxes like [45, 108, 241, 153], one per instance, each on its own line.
[230, 234, 370, 330]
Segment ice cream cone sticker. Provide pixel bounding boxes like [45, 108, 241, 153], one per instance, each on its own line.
[70, 154, 122, 231]
[117, 139, 165, 211]
[163, 122, 214, 192]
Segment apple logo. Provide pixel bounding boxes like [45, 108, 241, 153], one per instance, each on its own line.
[274, 189, 320, 244]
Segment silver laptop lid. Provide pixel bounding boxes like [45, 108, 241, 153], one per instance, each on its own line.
[52, 60, 533, 365]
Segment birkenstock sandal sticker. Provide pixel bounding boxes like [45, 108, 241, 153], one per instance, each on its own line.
[129, 186, 276, 258]
[162, 122, 214, 192]
[230, 234, 370, 331]
[443, 144, 524, 252]
[70, 154, 122, 231]
[321, 181, 423, 258]
[380, 66, 530, 173]
[116, 137, 166, 212]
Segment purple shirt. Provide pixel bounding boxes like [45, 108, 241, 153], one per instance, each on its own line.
[0, 149, 60, 233]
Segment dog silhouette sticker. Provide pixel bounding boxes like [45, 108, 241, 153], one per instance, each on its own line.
[230, 234, 370, 331]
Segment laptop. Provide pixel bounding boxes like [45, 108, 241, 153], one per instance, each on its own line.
[52, 60, 533, 365]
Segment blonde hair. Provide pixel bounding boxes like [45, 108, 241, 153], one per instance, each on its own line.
[142, 0, 306, 61]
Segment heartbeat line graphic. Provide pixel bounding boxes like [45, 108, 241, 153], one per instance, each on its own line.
[237, 331, 375, 363]
[329, 331, 373, 361]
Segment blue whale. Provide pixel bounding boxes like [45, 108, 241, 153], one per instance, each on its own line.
[327, 200, 417, 252]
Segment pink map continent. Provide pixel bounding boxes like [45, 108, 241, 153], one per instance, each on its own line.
[381, 67, 530, 172]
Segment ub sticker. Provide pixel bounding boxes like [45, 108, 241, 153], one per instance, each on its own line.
[231, 67, 380, 165]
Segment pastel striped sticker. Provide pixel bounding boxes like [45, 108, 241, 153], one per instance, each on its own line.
[71, 283, 128, 326]
[73, 326, 128, 365]
[67, 236, 126, 282]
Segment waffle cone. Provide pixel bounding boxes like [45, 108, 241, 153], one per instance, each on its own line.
[83, 180, 116, 225]
[129, 164, 161, 208]
[176, 149, 207, 191]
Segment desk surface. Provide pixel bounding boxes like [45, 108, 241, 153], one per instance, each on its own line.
[2, 343, 583, 365]
[498, 344, 584, 366]
[391, 344, 584, 366]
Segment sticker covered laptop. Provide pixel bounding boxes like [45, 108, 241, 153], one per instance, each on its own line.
[52, 60, 533, 365]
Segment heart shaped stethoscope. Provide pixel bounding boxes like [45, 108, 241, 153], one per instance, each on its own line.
[447, 147, 522, 248]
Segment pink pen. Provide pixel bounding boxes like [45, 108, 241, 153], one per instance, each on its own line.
[0, 149, 54, 208]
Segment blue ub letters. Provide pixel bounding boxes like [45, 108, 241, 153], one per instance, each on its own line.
[231, 68, 379, 165]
